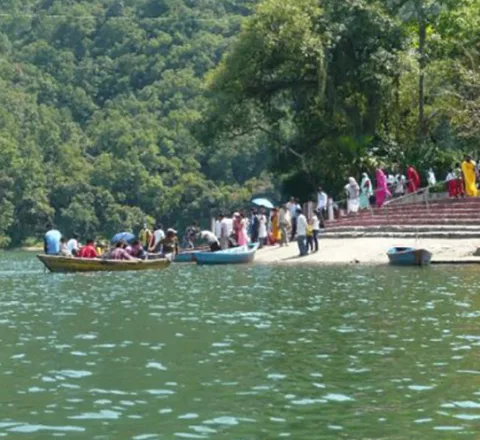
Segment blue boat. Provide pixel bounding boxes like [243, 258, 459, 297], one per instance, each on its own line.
[387, 247, 432, 266]
[195, 244, 259, 266]
[173, 248, 208, 263]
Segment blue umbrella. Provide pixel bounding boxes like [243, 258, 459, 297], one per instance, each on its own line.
[252, 198, 274, 209]
[112, 232, 135, 244]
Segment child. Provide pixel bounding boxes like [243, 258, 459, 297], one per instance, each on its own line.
[59, 238, 72, 257]
[306, 218, 314, 253]
[446, 168, 456, 198]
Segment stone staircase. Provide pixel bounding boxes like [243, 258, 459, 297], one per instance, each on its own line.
[323, 197, 480, 238]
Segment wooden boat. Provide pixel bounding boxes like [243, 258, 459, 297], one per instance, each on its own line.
[195, 244, 258, 266]
[387, 247, 432, 267]
[37, 255, 171, 273]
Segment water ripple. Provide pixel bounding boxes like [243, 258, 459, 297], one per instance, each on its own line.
[0, 254, 479, 439]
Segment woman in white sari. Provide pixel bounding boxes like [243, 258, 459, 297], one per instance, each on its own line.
[345, 177, 360, 215]
[359, 172, 373, 209]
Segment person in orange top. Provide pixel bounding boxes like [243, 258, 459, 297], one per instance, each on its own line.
[77, 239, 98, 259]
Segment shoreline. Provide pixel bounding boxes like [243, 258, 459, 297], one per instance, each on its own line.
[254, 238, 480, 265]
[7, 238, 480, 266]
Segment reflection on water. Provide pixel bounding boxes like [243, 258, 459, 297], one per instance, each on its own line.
[0, 252, 479, 438]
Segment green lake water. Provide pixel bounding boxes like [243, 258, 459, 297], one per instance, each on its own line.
[1, 252, 480, 439]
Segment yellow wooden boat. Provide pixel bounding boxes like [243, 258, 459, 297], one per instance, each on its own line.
[37, 255, 171, 273]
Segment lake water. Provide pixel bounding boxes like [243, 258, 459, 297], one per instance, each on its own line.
[0, 252, 479, 439]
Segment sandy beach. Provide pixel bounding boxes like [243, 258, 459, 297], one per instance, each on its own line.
[255, 238, 480, 265]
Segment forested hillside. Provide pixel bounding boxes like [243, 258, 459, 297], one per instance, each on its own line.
[0, 0, 268, 246]
[2, 0, 480, 246]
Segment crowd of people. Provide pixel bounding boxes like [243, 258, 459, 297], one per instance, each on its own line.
[212, 202, 324, 257]
[44, 224, 182, 261]
[43, 156, 480, 260]
[341, 156, 480, 215]
[44, 198, 326, 260]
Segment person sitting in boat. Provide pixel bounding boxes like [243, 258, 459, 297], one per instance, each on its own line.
[199, 230, 221, 252]
[183, 221, 199, 249]
[59, 238, 72, 257]
[44, 223, 62, 255]
[67, 234, 80, 256]
[126, 240, 147, 260]
[77, 239, 98, 259]
[109, 241, 135, 260]
[96, 242, 106, 257]
[139, 223, 152, 251]
[159, 229, 179, 257]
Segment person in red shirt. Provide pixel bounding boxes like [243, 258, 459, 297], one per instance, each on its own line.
[77, 239, 98, 259]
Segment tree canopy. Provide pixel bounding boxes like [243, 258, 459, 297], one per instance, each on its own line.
[1, 0, 480, 246]
[205, 0, 480, 199]
[0, 0, 271, 246]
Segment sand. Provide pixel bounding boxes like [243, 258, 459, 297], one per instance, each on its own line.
[254, 238, 480, 265]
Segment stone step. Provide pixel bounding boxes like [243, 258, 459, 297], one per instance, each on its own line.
[326, 218, 480, 227]
[323, 225, 480, 234]
[320, 231, 480, 239]
[358, 205, 480, 217]
[330, 212, 480, 222]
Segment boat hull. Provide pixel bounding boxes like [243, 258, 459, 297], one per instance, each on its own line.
[195, 244, 258, 266]
[37, 255, 171, 273]
[173, 247, 210, 263]
[387, 247, 432, 266]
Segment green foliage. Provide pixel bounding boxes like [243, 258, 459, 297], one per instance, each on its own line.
[1, 0, 479, 247]
[0, 0, 271, 247]
[205, 0, 480, 200]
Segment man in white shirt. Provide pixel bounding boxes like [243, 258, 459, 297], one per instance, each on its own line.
[225, 214, 234, 238]
[295, 208, 308, 256]
[220, 215, 230, 250]
[149, 223, 165, 253]
[200, 230, 221, 252]
[214, 216, 222, 239]
[316, 187, 328, 223]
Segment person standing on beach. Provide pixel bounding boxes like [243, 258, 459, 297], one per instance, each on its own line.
[215, 215, 222, 239]
[287, 197, 300, 241]
[250, 209, 259, 243]
[312, 211, 320, 252]
[220, 214, 229, 250]
[258, 208, 268, 248]
[279, 204, 289, 246]
[296, 208, 308, 257]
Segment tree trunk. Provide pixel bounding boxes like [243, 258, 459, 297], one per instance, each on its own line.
[418, 2, 426, 139]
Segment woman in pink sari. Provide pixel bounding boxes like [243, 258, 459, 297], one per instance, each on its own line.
[234, 213, 248, 246]
[375, 168, 391, 207]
